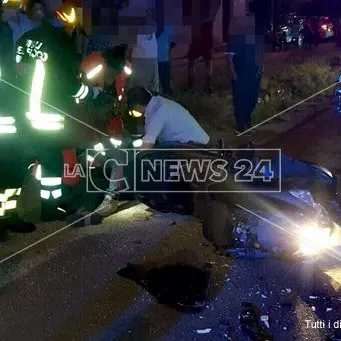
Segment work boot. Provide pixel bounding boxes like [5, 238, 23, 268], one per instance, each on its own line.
[95, 194, 119, 217]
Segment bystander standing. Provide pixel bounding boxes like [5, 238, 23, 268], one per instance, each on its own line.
[156, 0, 175, 95]
[187, 0, 220, 94]
[226, 14, 264, 133]
[8, 0, 45, 46]
[120, 0, 160, 93]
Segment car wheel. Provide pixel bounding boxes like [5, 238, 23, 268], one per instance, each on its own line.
[202, 201, 234, 249]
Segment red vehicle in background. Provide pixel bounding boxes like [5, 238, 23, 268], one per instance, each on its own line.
[317, 16, 335, 40]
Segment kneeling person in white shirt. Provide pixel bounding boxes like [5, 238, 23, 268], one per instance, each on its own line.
[95, 86, 210, 217]
[127, 86, 210, 149]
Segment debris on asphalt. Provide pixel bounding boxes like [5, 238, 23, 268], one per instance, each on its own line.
[240, 303, 273, 340]
[196, 328, 212, 334]
[312, 306, 316, 311]
[309, 296, 318, 299]
[261, 294, 268, 299]
[327, 308, 333, 312]
[261, 315, 270, 329]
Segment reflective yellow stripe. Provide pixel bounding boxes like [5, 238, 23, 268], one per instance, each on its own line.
[31, 121, 64, 130]
[4, 200, 16, 210]
[79, 85, 89, 100]
[40, 190, 50, 199]
[86, 64, 103, 79]
[51, 189, 62, 199]
[0, 117, 15, 125]
[41, 177, 62, 186]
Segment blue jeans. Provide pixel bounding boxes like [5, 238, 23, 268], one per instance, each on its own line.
[232, 71, 262, 132]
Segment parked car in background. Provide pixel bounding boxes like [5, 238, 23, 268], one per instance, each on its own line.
[318, 16, 335, 40]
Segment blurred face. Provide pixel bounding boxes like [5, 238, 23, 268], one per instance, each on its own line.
[29, 3, 44, 21]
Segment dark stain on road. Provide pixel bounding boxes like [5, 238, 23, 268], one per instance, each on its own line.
[118, 262, 212, 313]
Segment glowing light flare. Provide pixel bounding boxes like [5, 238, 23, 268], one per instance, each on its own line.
[298, 223, 332, 256]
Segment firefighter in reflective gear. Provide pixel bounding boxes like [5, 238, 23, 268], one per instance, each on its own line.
[80, 45, 132, 161]
[0, 0, 38, 231]
[14, 19, 101, 214]
[80, 45, 132, 102]
[55, 2, 89, 60]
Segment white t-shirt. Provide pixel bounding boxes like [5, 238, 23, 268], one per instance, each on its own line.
[119, 0, 158, 59]
[132, 33, 158, 59]
[143, 96, 210, 145]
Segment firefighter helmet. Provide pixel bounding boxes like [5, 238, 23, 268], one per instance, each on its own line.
[56, 3, 76, 25]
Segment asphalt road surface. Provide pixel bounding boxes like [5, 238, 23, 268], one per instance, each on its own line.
[2, 104, 341, 340]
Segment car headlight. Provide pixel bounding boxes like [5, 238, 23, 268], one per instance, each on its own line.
[298, 222, 333, 256]
[133, 139, 143, 148]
